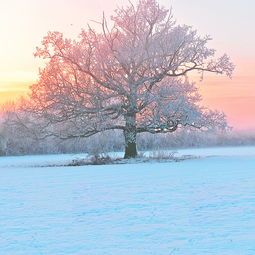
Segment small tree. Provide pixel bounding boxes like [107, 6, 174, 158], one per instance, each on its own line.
[27, 0, 234, 158]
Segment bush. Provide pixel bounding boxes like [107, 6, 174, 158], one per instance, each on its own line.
[68, 154, 114, 166]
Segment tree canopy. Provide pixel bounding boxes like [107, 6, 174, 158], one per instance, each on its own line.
[24, 0, 234, 158]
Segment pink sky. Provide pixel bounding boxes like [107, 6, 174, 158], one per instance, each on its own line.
[0, 0, 254, 130]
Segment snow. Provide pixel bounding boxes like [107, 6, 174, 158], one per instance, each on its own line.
[1, 146, 255, 254]
[1, 146, 255, 168]
[0, 153, 87, 168]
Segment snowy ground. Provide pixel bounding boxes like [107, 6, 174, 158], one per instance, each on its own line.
[1, 146, 255, 254]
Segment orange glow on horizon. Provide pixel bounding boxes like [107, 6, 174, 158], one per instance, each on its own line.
[1, 72, 255, 131]
[0, 82, 30, 105]
[197, 73, 255, 131]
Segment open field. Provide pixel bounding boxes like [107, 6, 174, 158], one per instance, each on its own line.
[1, 147, 255, 254]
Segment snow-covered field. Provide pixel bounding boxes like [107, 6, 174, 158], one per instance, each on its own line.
[1, 146, 255, 254]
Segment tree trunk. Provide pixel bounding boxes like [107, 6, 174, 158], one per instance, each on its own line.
[124, 113, 137, 158]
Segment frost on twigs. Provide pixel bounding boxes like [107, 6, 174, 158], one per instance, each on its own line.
[11, 0, 234, 158]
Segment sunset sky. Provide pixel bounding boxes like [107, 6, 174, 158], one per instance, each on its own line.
[0, 0, 255, 130]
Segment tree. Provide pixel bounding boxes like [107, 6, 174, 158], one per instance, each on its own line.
[27, 0, 234, 158]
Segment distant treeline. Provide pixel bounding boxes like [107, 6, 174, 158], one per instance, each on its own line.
[0, 112, 254, 156]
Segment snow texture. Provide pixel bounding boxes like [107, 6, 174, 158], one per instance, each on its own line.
[1, 146, 255, 254]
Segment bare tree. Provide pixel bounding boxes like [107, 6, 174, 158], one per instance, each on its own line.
[26, 0, 234, 158]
